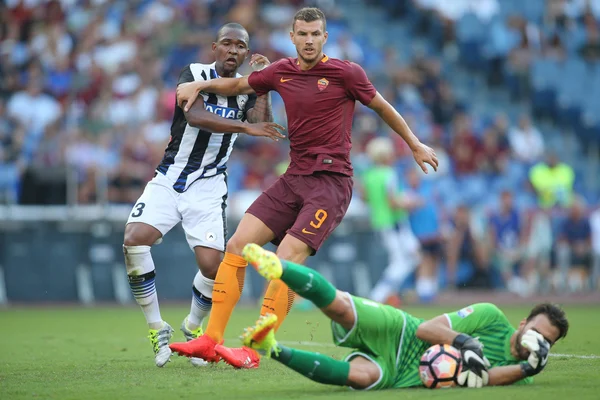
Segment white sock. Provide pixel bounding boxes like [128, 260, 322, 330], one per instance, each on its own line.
[123, 245, 163, 330]
[370, 260, 414, 303]
[187, 270, 214, 330]
[416, 277, 438, 300]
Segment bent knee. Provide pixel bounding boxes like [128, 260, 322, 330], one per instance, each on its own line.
[224, 235, 246, 255]
[347, 373, 375, 390]
[124, 223, 161, 246]
[324, 291, 355, 329]
[276, 237, 312, 263]
[347, 358, 381, 389]
[194, 247, 223, 279]
[123, 226, 140, 247]
[198, 263, 220, 280]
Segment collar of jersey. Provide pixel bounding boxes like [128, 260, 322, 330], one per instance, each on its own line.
[210, 61, 242, 78]
[295, 54, 329, 66]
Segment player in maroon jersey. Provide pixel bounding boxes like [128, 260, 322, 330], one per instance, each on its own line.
[169, 7, 438, 369]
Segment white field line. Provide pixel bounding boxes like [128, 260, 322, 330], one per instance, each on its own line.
[275, 341, 600, 360]
[548, 353, 600, 359]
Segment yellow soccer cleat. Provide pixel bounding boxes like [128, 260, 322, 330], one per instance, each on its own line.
[148, 322, 174, 367]
[242, 244, 283, 281]
[240, 313, 280, 358]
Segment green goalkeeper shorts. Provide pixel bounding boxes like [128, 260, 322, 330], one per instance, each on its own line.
[330, 293, 407, 390]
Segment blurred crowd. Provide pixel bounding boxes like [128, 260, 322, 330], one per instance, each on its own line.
[361, 0, 600, 297]
[0, 0, 320, 204]
[0, 0, 599, 296]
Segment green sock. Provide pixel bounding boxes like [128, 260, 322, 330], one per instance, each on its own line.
[281, 261, 337, 308]
[273, 344, 350, 386]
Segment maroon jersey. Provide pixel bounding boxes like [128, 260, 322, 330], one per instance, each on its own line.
[247, 55, 376, 176]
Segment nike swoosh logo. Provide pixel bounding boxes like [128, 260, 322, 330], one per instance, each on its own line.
[463, 350, 484, 365]
[302, 228, 316, 235]
[280, 77, 293, 83]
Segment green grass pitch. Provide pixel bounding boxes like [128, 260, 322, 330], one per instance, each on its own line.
[1, 304, 599, 399]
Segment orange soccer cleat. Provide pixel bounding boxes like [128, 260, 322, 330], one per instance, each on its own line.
[214, 345, 261, 369]
[169, 334, 222, 363]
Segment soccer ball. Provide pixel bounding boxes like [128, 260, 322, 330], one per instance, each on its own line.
[419, 344, 462, 389]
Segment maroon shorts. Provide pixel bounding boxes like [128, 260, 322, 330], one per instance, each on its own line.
[246, 172, 353, 254]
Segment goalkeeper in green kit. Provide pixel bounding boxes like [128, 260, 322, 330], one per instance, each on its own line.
[236, 244, 569, 390]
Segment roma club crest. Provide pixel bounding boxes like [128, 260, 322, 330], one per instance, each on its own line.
[317, 77, 329, 91]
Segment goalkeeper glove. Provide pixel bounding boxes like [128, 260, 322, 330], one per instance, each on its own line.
[453, 333, 491, 388]
[520, 329, 550, 377]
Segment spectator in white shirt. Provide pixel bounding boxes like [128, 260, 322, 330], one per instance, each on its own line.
[509, 114, 545, 164]
[7, 79, 61, 135]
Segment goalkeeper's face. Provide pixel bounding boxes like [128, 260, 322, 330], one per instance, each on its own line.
[515, 314, 561, 360]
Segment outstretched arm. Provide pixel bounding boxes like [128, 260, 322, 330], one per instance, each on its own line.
[367, 92, 439, 174]
[184, 96, 284, 141]
[418, 303, 505, 343]
[178, 76, 255, 112]
[184, 96, 249, 133]
[417, 306, 495, 388]
[416, 315, 461, 344]
[488, 365, 531, 386]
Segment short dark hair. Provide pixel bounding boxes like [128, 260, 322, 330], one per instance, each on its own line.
[527, 303, 569, 342]
[292, 7, 326, 31]
[216, 23, 248, 42]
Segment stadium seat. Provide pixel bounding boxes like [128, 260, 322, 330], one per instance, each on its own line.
[579, 105, 600, 146]
[555, 77, 584, 128]
[561, 26, 587, 55]
[456, 13, 487, 70]
[520, 1, 544, 24]
[530, 58, 560, 116]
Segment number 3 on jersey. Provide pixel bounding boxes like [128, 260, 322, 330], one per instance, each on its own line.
[131, 202, 145, 218]
[302, 209, 328, 235]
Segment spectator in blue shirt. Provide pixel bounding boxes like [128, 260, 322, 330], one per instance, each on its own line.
[488, 190, 526, 293]
[556, 198, 592, 291]
[446, 205, 488, 289]
[406, 168, 442, 301]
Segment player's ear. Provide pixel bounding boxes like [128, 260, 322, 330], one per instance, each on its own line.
[323, 31, 328, 45]
[212, 42, 217, 52]
[289, 29, 294, 43]
[519, 318, 527, 329]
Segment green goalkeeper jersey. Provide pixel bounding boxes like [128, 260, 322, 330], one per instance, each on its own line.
[394, 302, 533, 388]
[333, 298, 532, 390]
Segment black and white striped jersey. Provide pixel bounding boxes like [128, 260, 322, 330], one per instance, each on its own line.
[156, 62, 256, 193]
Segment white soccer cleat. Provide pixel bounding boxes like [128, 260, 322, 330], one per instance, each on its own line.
[181, 317, 209, 367]
[148, 322, 174, 367]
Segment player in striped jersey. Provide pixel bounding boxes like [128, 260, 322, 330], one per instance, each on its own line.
[122, 23, 285, 367]
[239, 244, 569, 390]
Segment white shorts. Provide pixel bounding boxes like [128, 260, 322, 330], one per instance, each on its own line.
[126, 172, 228, 251]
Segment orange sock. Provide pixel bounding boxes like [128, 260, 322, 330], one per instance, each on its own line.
[205, 252, 247, 342]
[260, 279, 295, 332]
